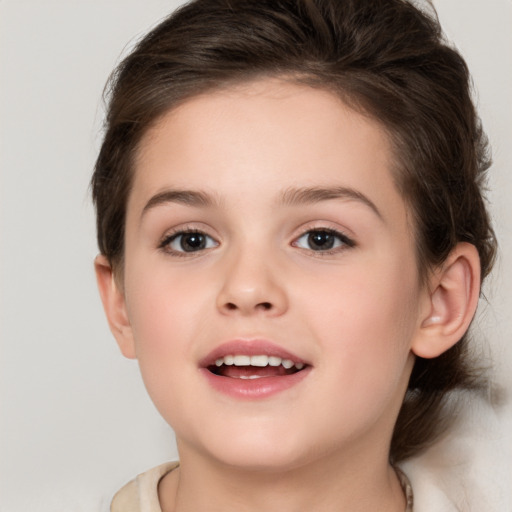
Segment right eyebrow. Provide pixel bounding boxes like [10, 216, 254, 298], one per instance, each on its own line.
[279, 185, 384, 221]
[140, 189, 217, 220]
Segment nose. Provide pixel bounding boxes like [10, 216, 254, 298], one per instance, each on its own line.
[216, 247, 288, 317]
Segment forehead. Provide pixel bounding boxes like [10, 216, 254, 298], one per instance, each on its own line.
[133, 79, 396, 193]
[127, 78, 413, 239]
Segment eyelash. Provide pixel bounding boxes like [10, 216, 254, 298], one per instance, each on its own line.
[158, 228, 219, 257]
[292, 227, 355, 255]
[158, 227, 355, 257]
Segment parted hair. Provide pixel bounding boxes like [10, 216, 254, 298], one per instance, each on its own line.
[92, 0, 496, 462]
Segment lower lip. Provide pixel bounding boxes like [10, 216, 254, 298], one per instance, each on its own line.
[200, 367, 311, 400]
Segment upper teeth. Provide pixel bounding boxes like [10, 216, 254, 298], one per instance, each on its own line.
[215, 355, 304, 370]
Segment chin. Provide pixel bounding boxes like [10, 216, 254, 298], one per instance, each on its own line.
[197, 425, 314, 473]
[216, 448, 309, 473]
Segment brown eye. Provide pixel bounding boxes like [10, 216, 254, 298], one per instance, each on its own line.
[307, 231, 336, 250]
[294, 229, 354, 252]
[178, 233, 207, 251]
[163, 231, 218, 253]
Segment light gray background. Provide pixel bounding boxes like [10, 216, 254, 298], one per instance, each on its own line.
[1, 1, 511, 511]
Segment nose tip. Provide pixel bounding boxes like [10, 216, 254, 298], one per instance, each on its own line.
[216, 255, 288, 317]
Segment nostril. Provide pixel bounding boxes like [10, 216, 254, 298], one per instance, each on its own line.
[220, 301, 275, 313]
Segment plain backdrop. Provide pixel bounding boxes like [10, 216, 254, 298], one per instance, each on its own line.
[1, 1, 511, 511]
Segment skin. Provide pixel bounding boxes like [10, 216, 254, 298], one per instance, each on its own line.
[96, 79, 481, 511]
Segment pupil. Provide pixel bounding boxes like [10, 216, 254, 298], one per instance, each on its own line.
[308, 231, 334, 250]
[181, 233, 206, 251]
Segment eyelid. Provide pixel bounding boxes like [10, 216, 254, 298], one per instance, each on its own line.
[291, 225, 356, 253]
[158, 225, 220, 256]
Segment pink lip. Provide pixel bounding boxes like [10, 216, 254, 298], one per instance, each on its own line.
[199, 339, 307, 367]
[199, 339, 311, 400]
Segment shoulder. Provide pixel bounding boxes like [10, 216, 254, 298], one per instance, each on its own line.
[400, 395, 511, 512]
[110, 462, 179, 512]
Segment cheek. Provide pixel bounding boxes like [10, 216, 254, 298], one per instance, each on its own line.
[123, 262, 197, 366]
[301, 253, 420, 381]
[123, 271, 196, 421]
[122, 260, 218, 402]
[302, 269, 418, 437]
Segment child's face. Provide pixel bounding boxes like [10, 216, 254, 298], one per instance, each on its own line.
[117, 79, 430, 470]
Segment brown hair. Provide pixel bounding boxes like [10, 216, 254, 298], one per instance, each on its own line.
[91, 0, 496, 462]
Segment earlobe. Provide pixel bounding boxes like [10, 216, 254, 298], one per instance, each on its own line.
[412, 243, 481, 359]
[94, 255, 137, 359]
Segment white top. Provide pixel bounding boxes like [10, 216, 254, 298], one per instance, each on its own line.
[111, 462, 179, 512]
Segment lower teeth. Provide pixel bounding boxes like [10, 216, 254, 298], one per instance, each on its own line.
[238, 375, 262, 380]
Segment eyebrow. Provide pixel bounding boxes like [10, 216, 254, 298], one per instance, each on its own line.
[280, 186, 383, 220]
[141, 188, 218, 218]
[141, 185, 383, 221]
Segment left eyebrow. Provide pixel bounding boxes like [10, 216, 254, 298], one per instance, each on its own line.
[141, 188, 218, 220]
[279, 186, 384, 221]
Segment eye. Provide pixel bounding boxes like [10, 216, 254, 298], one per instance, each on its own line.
[293, 229, 354, 252]
[161, 230, 218, 254]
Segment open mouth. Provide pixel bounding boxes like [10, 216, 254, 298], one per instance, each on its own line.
[201, 343, 311, 398]
[207, 354, 306, 379]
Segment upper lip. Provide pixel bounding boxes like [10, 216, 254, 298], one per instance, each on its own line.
[199, 339, 308, 368]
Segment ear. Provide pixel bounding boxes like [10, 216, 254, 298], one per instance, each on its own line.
[94, 255, 136, 359]
[412, 243, 481, 359]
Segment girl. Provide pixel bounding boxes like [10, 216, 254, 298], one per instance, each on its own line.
[92, 0, 502, 510]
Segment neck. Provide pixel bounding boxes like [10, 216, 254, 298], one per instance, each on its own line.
[159, 442, 405, 512]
